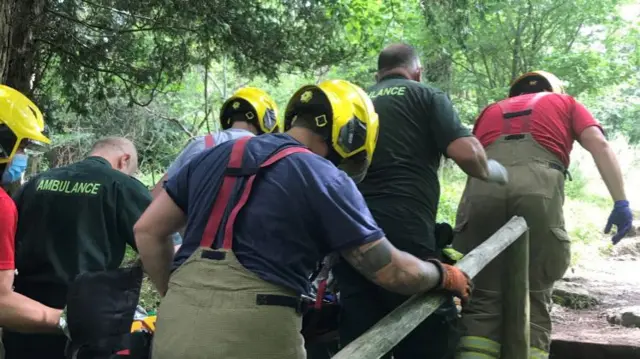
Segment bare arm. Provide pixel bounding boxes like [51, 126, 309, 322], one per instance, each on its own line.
[340, 238, 442, 296]
[150, 173, 169, 200]
[134, 189, 186, 296]
[446, 137, 489, 180]
[578, 127, 626, 201]
[0, 270, 62, 333]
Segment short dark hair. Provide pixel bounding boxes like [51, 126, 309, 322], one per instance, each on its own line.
[289, 112, 332, 139]
[290, 113, 317, 131]
[230, 112, 251, 124]
[377, 43, 420, 72]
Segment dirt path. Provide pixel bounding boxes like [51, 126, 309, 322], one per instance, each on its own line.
[551, 236, 640, 346]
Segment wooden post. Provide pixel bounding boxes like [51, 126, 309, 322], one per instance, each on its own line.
[331, 216, 529, 359]
[502, 229, 530, 358]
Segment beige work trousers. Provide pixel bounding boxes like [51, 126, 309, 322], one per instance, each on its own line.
[151, 247, 306, 359]
[454, 134, 571, 359]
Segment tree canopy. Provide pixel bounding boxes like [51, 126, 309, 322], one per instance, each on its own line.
[1, 0, 638, 176]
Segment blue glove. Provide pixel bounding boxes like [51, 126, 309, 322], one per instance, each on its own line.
[604, 200, 633, 245]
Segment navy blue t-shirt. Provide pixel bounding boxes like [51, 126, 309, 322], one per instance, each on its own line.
[165, 134, 384, 295]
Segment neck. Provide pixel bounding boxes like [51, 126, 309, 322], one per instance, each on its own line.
[286, 127, 327, 156]
[377, 68, 413, 82]
[88, 153, 116, 169]
[230, 122, 258, 134]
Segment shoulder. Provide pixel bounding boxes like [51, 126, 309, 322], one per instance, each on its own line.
[0, 188, 17, 228]
[279, 150, 344, 186]
[410, 83, 449, 107]
[401, 80, 444, 97]
[478, 102, 501, 117]
[539, 93, 577, 108]
[180, 136, 207, 155]
[0, 189, 16, 214]
[110, 170, 151, 197]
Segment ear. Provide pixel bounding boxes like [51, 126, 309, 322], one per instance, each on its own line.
[415, 69, 422, 83]
[117, 154, 131, 172]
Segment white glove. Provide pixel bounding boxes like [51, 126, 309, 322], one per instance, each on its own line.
[58, 308, 71, 339]
[486, 159, 508, 185]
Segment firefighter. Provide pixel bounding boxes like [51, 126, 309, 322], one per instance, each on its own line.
[134, 79, 472, 359]
[334, 43, 508, 359]
[453, 71, 633, 359]
[150, 87, 279, 200]
[0, 85, 65, 344]
[3, 136, 178, 359]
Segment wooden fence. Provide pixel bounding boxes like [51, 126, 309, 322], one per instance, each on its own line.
[332, 216, 530, 359]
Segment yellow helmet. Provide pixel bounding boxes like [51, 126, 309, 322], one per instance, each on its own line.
[0, 85, 51, 164]
[220, 87, 279, 134]
[509, 70, 565, 98]
[284, 79, 379, 183]
[131, 315, 156, 333]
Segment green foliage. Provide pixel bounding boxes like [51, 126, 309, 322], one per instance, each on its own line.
[26, 0, 392, 115]
[579, 73, 640, 144]
[23, 0, 638, 170]
[436, 162, 467, 225]
[565, 164, 589, 199]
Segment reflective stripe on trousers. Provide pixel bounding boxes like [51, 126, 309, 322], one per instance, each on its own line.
[453, 134, 569, 358]
[456, 336, 549, 359]
[456, 336, 501, 358]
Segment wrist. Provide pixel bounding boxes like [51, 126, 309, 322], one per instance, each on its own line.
[45, 308, 63, 331]
[614, 200, 629, 208]
[425, 258, 446, 289]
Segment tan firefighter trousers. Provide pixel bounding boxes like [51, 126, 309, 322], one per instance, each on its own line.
[453, 134, 571, 359]
[151, 247, 306, 359]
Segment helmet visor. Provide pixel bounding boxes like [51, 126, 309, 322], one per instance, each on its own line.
[0, 124, 18, 161]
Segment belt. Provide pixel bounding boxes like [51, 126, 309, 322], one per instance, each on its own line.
[548, 162, 572, 181]
[502, 134, 572, 181]
[256, 294, 309, 314]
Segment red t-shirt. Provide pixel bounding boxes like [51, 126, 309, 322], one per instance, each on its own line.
[0, 187, 17, 270]
[473, 93, 602, 167]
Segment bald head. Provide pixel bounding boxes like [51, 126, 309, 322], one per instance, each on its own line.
[89, 136, 138, 175]
[376, 43, 422, 82]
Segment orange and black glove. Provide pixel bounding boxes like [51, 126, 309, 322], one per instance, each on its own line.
[426, 258, 472, 305]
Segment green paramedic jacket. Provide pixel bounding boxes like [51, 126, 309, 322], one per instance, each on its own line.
[12, 156, 150, 287]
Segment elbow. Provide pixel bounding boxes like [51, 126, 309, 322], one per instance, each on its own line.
[447, 137, 487, 177]
[588, 138, 611, 156]
[133, 220, 152, 249]
[456, 145, 483, 166]
[455, 148, 488, 179]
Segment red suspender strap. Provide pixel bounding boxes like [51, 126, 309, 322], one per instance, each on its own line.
[314, 279, 328, 310]
[221, 146, 312, 249]
[498, 92, 550, 134]
[204, 133, 215, 149]
[199, 137, 251, 248]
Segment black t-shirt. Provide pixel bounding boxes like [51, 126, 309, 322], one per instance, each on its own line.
[359, 75, 470, 256]
[12, 157, 151, 288]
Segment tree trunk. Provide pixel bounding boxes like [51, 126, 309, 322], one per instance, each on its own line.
[0, 0, 15, 84]
[4, 0, 46, 95]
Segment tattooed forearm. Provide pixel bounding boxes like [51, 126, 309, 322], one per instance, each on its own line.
[341, 238, 441, 296]
[340, 238, 393, 280]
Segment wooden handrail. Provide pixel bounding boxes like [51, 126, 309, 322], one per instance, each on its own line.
[332, 216, 529, 359]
